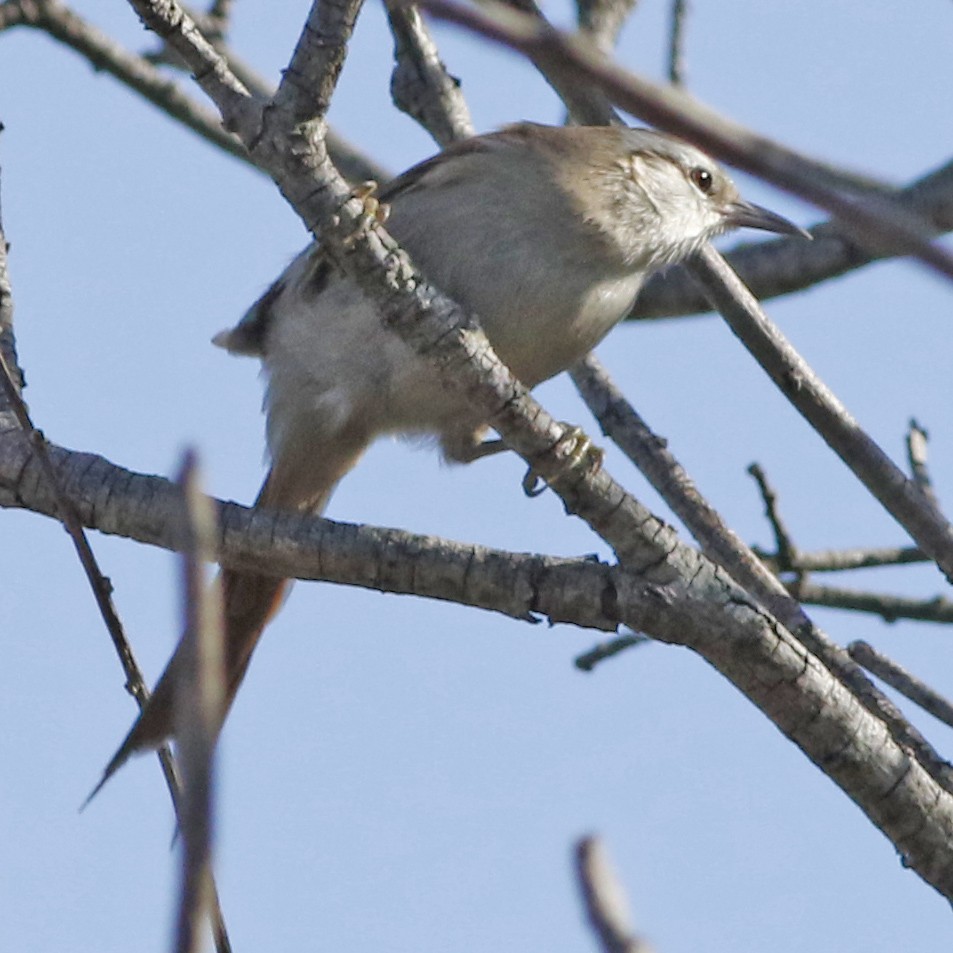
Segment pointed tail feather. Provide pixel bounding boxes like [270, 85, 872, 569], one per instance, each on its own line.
[85, 432, 367, 804]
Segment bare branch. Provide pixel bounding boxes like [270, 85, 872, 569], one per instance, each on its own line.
[796, 583, 953, 626]
[686, 246, 953, 584]
[5, 0, 253, 165]
[386, 0, 474, 146]
[755, 545, 927, 574]
[124, 0, 255, 136]
[575, 837, 652, 953]
[58, 0, 953, 901]
[849, 641, 953, 730]
[271, 0, 365, 124]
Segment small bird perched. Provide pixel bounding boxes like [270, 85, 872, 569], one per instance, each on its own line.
[91, 123, 806, 794]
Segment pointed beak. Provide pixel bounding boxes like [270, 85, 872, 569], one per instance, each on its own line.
[725, 200, 812, 239]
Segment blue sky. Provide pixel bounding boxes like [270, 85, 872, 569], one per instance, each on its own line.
[2, 2, 952, 951]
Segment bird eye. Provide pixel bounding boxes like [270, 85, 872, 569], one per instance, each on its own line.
[690, 167, 714, 194]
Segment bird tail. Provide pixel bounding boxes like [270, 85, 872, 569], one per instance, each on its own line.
[85, 433, 366, 805]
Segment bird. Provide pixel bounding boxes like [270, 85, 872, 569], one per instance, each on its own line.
[89, 122, 807, 797]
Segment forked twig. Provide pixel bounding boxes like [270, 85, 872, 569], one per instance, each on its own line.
[747, 463, 800, 572]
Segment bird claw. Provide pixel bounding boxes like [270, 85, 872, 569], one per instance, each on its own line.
[522, 424, 604, 497]
[342, 181, 390, 248]
[522, 467, 547, 497]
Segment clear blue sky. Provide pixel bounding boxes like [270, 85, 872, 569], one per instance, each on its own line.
[2, 2, 952, 951]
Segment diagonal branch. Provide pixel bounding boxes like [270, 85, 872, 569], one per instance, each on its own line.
[386, 0, 474, 146]
[3, 0, 252, 164]
[418, 0, 953, 283]
[687, 246, 953, 583]
[270, 0, 365, 123]
[849, 641, 953, 730]
[570, 353, 953, 794]
[123, 0, 251, 121]
[1, 0, 389, 183]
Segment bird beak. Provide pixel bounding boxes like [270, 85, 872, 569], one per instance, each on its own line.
[725, 200, 812, 239]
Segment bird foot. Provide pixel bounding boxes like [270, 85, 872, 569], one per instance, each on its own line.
[342, 180, 390, 248]
[522, 424, 604, 497]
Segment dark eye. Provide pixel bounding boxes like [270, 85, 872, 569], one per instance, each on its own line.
[690, 167, 714, 194]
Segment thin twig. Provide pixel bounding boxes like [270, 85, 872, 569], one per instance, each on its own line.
[173, 451, 225, 953]
[907, 418, 941, 512]
[754, 544, 927, 573]
[575, 837, 652, 953]
[849, 641, 953, 729]
[7, 0, 254, 165]
[796, 583, 953, 625]
[575, 632, 650, 671]
[666, 0, 687, 86]
[747, 463, 800, 572]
